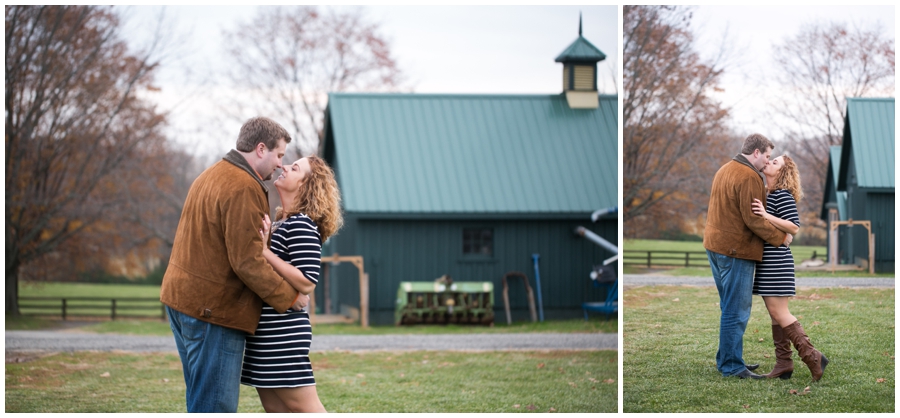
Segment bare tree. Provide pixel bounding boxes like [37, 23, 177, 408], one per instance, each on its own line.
[5, 6, 171, 313]
[218, 6, 405, 156]
[771, 21, 894, 147]
[622, 5, 734, 237]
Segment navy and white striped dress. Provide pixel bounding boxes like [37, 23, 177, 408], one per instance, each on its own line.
[241, 213, 321, 388]
[753, 189, 800, 297]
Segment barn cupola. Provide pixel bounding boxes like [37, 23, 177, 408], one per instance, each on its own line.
[555, 13, 606, 109]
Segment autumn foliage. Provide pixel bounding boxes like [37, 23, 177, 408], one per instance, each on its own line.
[623, 6, 734, 238]
[5, 6, 186, 313]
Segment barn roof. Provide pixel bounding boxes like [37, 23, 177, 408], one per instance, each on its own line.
[323, 93, 617, 218]
[838, 97, 895, 191]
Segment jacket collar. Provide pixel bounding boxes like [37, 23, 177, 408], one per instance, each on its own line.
[223, 149, 269, 197]
[733, 153, 768, 189]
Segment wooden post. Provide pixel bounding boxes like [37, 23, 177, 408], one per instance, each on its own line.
[62, 298, 67, 320]
[869, 233, 876, 275]
[111, 299, 117, 320]
[828, 208, 838, 270]
[360, 272, 369, 328]
[647, 252, 651, 268]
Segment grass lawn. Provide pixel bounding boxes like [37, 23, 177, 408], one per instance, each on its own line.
[8, 281, 617, 412]
[5, 350, 617, 413]
[7, 283, 618, 413]
[18, 281, 162, 298]
[623, 285, 894, 413]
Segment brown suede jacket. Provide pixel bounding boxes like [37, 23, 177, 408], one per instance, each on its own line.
[160, 150, 299, 334]
[703, 154, 787, 262]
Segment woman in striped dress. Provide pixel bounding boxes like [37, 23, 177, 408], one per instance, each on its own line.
[242, 155, 343, 412]
[751, 155, 828, 381]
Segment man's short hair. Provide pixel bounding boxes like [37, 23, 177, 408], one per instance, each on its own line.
[236, 117, 292, 152]
[741, 133, 774, 155]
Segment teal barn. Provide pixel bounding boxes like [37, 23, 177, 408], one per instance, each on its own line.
[316, 22, 617, 325]
[821, 97, 895, 273]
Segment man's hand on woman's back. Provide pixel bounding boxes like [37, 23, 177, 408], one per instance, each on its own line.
[291, 293, 310, 311]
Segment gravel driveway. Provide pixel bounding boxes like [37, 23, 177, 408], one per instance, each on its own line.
[5, 331, 616, 356]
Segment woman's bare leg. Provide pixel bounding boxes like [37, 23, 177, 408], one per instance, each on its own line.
[256, 388, 290, 413]
[762, 296, 798, 328]
[272, 385, 326, 413]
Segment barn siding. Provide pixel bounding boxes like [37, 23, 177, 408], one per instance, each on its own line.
[325, 216, 615, 325]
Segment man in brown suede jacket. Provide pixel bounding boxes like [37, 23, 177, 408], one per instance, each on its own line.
[703, 133, 792, 380]
[160, 117, 307, 412]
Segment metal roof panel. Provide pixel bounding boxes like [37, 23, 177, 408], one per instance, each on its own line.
[846, 97, 895, 189]
[326, 93, 617, 215]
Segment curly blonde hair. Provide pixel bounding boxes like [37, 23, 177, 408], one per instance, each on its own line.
[771, 155, 803, 204]
[276, 156, 344, 241]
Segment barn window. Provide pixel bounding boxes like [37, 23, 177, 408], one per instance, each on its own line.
[463, 228, 493, 256]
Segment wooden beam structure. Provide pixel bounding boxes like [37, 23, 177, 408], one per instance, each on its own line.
[318, 254, 369, 327]
[828, 217, 875, 274]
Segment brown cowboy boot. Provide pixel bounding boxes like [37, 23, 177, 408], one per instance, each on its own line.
[783, 321, 829, 381]
[765, 324, 793, 379]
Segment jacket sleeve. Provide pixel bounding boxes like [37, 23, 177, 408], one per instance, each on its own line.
[221, 186, 299, 313]
[738, 175, 787, 248]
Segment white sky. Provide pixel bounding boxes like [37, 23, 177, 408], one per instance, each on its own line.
[121, 5, 618, 158]
[120, 5, 895, 157]
[690, 5, 895, 140]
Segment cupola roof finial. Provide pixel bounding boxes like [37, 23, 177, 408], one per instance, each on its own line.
[555, 14, 606, 63]
[579, 12, 582, 36]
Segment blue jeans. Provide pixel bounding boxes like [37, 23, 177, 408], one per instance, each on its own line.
[706, 250, 756, 377]
[167, 306, 246, 412]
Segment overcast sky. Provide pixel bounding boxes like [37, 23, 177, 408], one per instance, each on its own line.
[689, 5, 895, 140]
[122, 5, 618, 158]
[122, 5, 895, 157]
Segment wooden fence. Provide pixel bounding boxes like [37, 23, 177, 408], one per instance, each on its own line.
[623, 250, 711, 268]
[18, 297, 166, 320]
